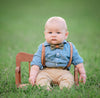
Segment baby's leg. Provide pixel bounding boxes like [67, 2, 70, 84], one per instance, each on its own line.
[36, 70, 52, 90]
[58, 70, 74, 89]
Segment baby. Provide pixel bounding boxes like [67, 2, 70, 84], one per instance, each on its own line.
[29, 16, 86, 90]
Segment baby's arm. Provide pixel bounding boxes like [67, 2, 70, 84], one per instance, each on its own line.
[76, 63, 86, 84]
[29, 65, 39, 86]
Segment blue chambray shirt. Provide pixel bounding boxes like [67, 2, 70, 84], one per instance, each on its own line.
[31, 40, 83, 70]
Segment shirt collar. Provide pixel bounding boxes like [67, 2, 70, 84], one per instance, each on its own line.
[44, 40, 67, 47]
[44, 41, 50, 46]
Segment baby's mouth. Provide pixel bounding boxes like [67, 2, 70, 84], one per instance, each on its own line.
[52, 39, 57, 41]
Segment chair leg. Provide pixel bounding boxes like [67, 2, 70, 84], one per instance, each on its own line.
[74, 66, 79, 86]
[15, 66, 21, 88]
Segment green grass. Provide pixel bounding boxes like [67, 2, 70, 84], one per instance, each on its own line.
[0, 0, 100, 98]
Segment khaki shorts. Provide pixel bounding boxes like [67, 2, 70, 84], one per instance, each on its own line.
[36, 68, 74, 89]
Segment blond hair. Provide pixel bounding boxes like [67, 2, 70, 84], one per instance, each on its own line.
[45, 16, 67, 31]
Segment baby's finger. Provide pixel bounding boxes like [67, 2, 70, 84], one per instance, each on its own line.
[79, 76, 82, 82]
[31, 79, 35, 86]
[32, 83, 34, 87]
[32, 81, 35, 86]
[83, 77, 86, 84]
[79, 76, 84, 83]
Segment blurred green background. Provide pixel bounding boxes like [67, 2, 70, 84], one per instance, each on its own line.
[0, 0, 100, 97]
[0, 0, 100, 69]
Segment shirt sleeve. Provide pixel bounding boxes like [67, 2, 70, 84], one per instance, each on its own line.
[71, 43, 83, 65]
[30, 44, 43, 69]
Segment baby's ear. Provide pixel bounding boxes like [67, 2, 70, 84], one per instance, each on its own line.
[65, 32, 69, 39]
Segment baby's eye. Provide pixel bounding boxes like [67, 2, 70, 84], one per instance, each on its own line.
[57, 32, 60, 34]
[48, 32, 52, 34]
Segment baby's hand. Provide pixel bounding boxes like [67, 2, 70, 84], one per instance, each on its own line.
[79, 73, 86, 84]
[76, 63, 86, 84]
[29, 76, 36, 86]
[29, 65, 39, 86]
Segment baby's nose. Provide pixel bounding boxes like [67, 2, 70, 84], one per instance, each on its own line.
[52, 33, 56, 36]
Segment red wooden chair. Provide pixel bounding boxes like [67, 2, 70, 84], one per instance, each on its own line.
[15, 52, 79, 88]
[15, 52, 33, 88]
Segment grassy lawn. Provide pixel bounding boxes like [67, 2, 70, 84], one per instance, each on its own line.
[0, 0, 100, 98]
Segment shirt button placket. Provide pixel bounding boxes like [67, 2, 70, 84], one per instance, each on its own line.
[56, 52, 60, 66]
[56, 53, 60, 57]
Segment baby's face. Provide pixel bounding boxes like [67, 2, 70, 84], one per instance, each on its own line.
[44, 22, 68, 45]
